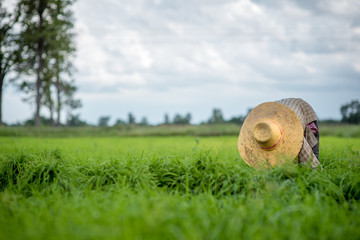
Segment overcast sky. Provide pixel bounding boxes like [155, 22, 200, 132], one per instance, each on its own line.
[3, 0, 360, 125]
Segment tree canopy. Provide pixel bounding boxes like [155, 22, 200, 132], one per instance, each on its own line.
[14, 0, 78, 126]
[0, 1, 19, 125]
[341, 100, 360, 124]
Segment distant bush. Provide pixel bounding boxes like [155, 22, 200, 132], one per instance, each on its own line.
[320, 124, 360, 138]
[341, 100, 360, 124]
[0, 123, 359, 138]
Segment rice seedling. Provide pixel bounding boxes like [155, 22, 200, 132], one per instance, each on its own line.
[0, 136, 359, 239]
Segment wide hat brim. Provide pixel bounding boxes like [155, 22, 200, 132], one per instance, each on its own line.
[238, 102, 304, 168]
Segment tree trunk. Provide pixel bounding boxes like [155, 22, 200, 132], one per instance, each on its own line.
[34, 0, 46, 126]
[56, 66, 61, 126]
[35, 57, 42, 126]
[49, 104, 54, 126]
[0, 73, 4, 126]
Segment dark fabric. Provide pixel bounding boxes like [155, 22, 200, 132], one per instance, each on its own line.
[312, 121, 319, 159]
[276, 98, 320, 168]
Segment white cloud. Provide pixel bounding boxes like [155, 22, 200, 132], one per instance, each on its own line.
[3, 0, 360, 124]
[318, 0, 360, 16]
[194, 43, 230, 71]
[353, 62, 360, 73]
[224, 0, 264, 20]
[121, 31, 153, 69]
[166, 22, 184, 35]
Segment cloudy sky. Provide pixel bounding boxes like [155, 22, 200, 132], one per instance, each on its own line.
[3, 0, 360, 125]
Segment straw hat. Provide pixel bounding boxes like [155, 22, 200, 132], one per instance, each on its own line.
[238, 102, 304, 168]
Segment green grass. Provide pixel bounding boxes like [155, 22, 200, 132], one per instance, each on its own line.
[0, 124, 241, 137]
[1, 123, 359, 137]
[0, 136, 360, 240]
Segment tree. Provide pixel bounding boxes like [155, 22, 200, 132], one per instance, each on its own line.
[66, 113, 87, 126]
[228, 116, 245, 125]
[139, 116, 148, 126]
[98, 116, 110, 127]
[164, 113, 170, 125]
[173, 113, 191, 125]
[114, 118, 126, 126]
[208, 108, 224, 124]
[65, 96, 81, 124]
[54, 67, 79, 126]
[0, 2, 18, 125]
[128, 112, 136, 125]
[185, 113, 192, 124]
[24, 116, 51, 126]
[15, 0, 77, 126]
[173, 114, 182, 124]
[340, 100, 360, 124]
[42, 68, 56, 125]
[49, 0, 77, 126]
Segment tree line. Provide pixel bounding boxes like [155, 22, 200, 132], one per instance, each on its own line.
[96, 108, 248, 127]
[93, 100, 360, 127]
[5, 99, 360, 127]
[0, 0, 80, 126]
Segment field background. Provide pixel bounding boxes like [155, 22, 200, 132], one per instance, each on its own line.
[1, 123, 360, 137]
[1, 125, 360, 239]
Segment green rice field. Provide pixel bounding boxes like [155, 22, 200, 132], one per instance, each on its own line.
[1, 134, 360, 239]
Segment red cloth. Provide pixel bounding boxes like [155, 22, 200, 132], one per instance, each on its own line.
[307, 121, 318, 133]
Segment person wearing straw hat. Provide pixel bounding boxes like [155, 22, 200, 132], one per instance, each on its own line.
[238, 98, 320, 169]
